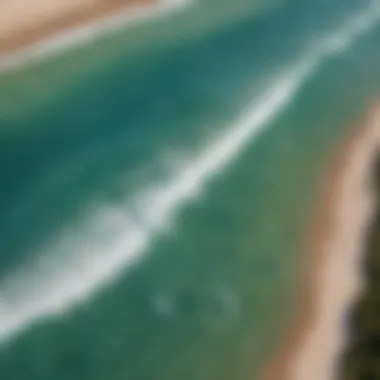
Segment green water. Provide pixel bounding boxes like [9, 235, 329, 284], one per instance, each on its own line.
[0, 0, 380, 379]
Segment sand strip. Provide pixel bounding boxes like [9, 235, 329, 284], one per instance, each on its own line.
[0, 0, 153, 52]
[263, 107, 380, 380]
[0, 0, 190, 72]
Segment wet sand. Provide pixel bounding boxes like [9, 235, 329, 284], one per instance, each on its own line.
[0, 0, 189, 72]
[0, 0, 154, 53]
[263, 107, 380, 380]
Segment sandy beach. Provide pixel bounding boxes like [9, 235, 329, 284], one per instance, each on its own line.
[263, 107, 380, 380]
[0, 0, 189, 72]
[0, 0, 155, 53]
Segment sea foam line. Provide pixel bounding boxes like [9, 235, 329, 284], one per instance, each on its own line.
[0, 1, 379, 343]
[0, 0, 192, 73]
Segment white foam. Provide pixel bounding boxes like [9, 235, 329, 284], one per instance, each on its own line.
[0, 0, 192, 72]
[0, 1, 379, 343]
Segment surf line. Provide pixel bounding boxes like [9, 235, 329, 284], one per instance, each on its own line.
[0, 0, 379, 344]
[0, 0, 192, 73]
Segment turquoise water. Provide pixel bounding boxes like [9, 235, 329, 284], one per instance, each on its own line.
[1, 0, 380, 379]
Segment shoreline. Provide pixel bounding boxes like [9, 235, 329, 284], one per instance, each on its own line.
[0, 0, 153, 53]
[0, 0, 190, 73]
[263, 107, 380, 380]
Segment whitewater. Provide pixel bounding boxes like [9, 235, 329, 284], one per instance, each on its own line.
[0, 0, 379, 345]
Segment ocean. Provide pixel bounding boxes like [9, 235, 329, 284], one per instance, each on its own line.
[0, 0, 380, 379]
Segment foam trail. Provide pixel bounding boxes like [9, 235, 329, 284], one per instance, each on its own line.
[0, 1, 379, 343]
[0, 0, 192, 73]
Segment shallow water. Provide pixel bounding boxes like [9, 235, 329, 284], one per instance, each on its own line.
[0, 0, 380, 379]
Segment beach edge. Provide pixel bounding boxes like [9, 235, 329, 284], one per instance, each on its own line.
[0, 0, 190, 73]
[262, 106, 380, 380]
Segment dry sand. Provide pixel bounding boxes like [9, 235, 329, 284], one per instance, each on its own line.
[263, 107, 380, 380]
